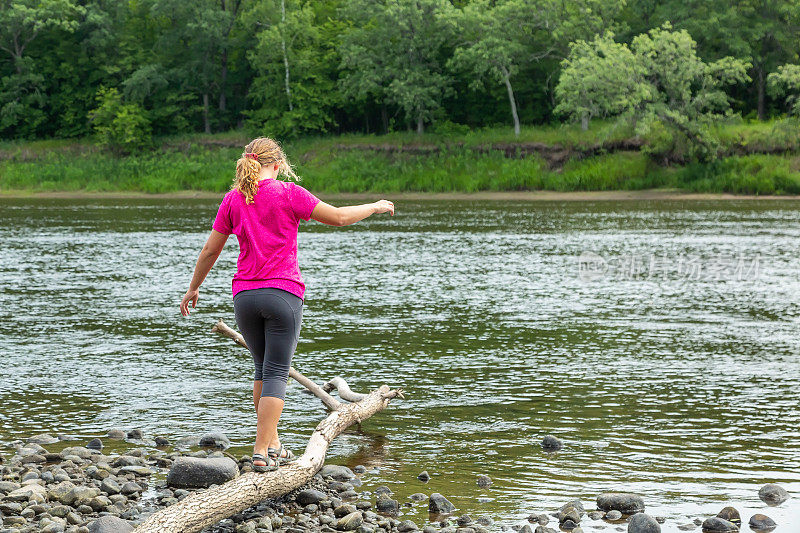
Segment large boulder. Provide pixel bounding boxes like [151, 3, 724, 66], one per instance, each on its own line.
[88, 516, 134, 533]
[628, 513, 660, 533]
[166, 456, 238, 488]
[596, 493, 645, 515]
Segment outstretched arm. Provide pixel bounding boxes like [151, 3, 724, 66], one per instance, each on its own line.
[310, 199, 394, 226]
[180, 230, 229, 316]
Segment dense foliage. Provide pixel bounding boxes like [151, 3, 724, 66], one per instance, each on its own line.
[2, 0, 800, 145]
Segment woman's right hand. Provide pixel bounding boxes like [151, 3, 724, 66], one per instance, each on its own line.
[373, 199, 395, 216]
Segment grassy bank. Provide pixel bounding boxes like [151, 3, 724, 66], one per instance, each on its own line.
[2, 120, 800, 195]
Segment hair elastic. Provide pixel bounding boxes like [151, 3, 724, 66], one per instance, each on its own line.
[245, 152, 259, 161]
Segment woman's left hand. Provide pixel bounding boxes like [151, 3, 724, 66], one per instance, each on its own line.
[180, 288, 200, 316]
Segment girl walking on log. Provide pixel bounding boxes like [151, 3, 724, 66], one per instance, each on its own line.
[179, 137, 394, 471]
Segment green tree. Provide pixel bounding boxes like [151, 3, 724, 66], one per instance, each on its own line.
[0, 0, 84, 137]
[554, 33, 650, 130]
[246, 0, 341, 137]
[768, 64, 800, 116]
[340, 0, 456, 134]
[555, 25, 751, 160]
[449, 0, 551, 136]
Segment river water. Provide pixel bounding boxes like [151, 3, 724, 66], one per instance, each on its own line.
[0, 197, 798, 532]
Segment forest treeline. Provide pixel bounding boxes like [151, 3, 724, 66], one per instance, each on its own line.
[2, 0, 800, 152]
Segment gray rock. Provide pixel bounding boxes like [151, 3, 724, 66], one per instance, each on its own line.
[476, 476, 492, 488]
[429, 493, 456, 514]
[588, 511, 604, 520]
[155, 436, 170, 446]
[60, 447, 93, 459]
[353, 465, 367, 474]
[126, 429, 143, 440]
[111, 455, 144, 467]
[0, 501, 23, 514]
[534, 527, 557, 533]
[335, 504, 358, 518]
[748, 514, 776, 531]
[605, 511, 623, 521]
[107, 429, 126, 439]
[409, 493, 427, 501]
[297, 489, 328, 505]
[118, 466, 152, 476]
[174, 436, 202, 448]
[560, 500, 585, 517]
[87, 516, 134, 533]
[63, 486, 101, 506]
[199, 433, 231, 449]
[374, 486, 392, 497]
[758, 484, 789, 506]
[700, 517, 738, 532]
[540, 435, 563, 451]
[716, 507, 740, 526]
[0, 481, 21, 494]
[166, 456, 238, 488]
[559, 506, 580, 526]
[596, 493, 645, 515]
[27, 433, 59, 445]
[628, 513, 660, 533]
[376, 497, 399, 515]
[677, 524, 697, 531]
[337, 511, 363, 531]
[86, 439, 102, 451]
[48, 481, 77, 503]
[321, 465, 356, 481]
[397, 520, 418, 532]
[418, 471, 430, 482]
[561, 519, 578, 530]
[120, 482, 141, 495]
[100, 478, 121, 495]
[423, 527, 437, 533]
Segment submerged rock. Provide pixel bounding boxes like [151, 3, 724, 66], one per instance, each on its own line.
[596, 493, 645, 514]
[476, 475, 492, 488]
[429, 493, 456, 514]
[748, 514, 776, 531]
[166, 456, 238, 488]
[758, 484, 789, 505]
[540, 435, 563, 451]
[418, 470, 431, 482]
[701, 517, 738, 532]
[628, 513, 660, 533]
[86, 438, 103, 450]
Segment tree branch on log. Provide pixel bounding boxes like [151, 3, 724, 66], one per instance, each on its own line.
[133, 385, 404, 533]
[211, 319, 341, 410]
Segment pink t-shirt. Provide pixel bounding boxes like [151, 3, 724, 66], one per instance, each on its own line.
[212, 179, 320, 299]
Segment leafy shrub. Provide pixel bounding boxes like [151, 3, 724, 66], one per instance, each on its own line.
[88, 88, 152, 154]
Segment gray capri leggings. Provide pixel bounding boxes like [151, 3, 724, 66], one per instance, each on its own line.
[233, 287, 303, 400]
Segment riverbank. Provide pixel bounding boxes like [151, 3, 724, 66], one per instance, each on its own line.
[5, 189, 800, 201]
[0, 430, 790, 533]
[2, 120, 800, 196]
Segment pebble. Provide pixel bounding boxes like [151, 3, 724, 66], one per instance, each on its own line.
[758, 484, 790, 505]
[748, 513, 777, 531]
[86, 439, 103, 450]
[418, 471, 431, 482]
[605, 510, 623, 521]
[107, 429, 126, 439]
[476, 475, 492, 488]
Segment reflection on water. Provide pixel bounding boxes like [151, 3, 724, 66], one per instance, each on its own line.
[0, 197, 799, 532]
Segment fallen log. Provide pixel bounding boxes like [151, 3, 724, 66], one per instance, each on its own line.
[132, 321, 404, 533]
[133, 385, 403, 533]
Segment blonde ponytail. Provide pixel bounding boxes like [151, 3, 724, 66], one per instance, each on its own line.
[233, 137, 299, 204]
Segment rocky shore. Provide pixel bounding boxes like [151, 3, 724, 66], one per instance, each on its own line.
[0, 431, 791, 533]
